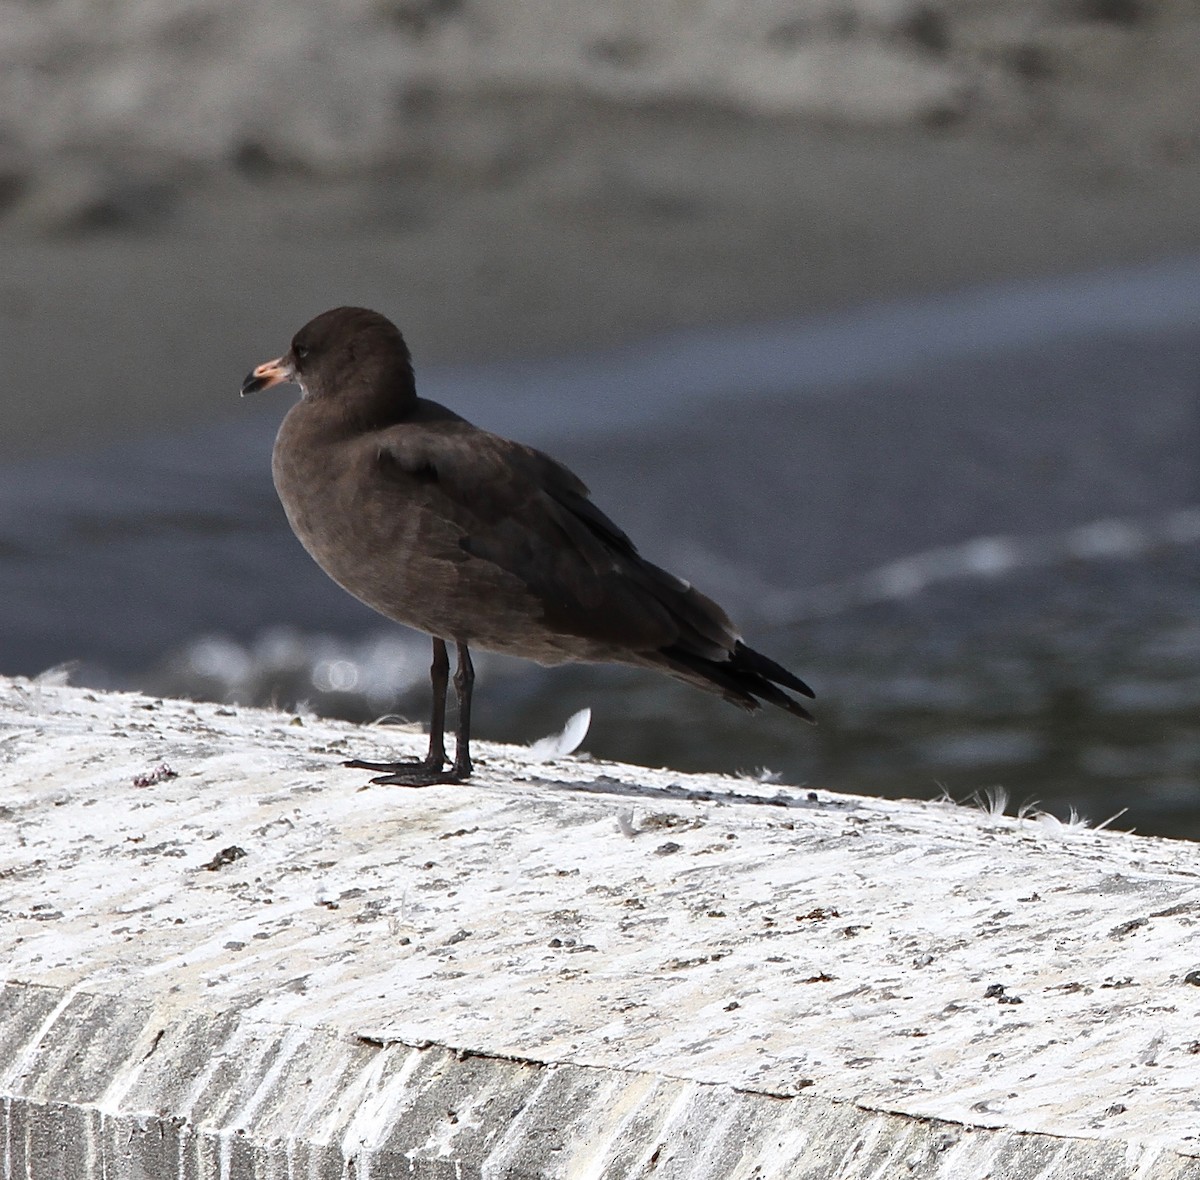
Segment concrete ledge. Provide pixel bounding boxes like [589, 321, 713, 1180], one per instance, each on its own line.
[3, 675, 1200, 1177]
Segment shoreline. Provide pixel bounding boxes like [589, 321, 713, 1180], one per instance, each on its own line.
[3, 3, 1199, 457]
[7, 108, 1200, 460]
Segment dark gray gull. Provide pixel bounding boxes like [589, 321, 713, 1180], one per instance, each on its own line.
[242, 306, 814, 786]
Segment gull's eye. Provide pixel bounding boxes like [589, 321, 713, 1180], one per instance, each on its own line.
[294, 343, 310, 363]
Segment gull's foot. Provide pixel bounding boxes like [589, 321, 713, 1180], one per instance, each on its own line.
[344, 755, 471, 788]
[344, 756, 443, 775]
[367, 766, 472, 787]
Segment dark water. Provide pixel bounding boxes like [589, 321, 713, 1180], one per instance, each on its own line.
[4, 259, 1200, 838]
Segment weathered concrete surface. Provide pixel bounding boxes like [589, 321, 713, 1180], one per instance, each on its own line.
[3, 674, 1200, 1177]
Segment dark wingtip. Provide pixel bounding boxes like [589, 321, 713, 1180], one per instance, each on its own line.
[659, 642, 816, 723]
[791, 701, 818, 725]
[748, 675, 817, 723]
[733, 641, 816, 700]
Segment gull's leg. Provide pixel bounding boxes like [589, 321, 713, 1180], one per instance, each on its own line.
[344, 637, 450, 780]
[348, 640, 476, 787]
[446, 642, 474, 781]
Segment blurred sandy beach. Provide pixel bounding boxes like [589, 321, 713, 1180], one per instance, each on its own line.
[3, 1, 1200, 455]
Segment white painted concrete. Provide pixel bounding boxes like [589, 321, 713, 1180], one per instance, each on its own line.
[2, 675, 1200, 1177]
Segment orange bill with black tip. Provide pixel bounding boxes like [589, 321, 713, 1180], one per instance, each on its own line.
[240, 355, 295, 396]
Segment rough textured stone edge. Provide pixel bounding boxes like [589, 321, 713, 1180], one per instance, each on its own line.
[1, 980, 1196, 1180]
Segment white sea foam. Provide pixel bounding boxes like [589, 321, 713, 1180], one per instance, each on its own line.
[757, 504, 1200, 626]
